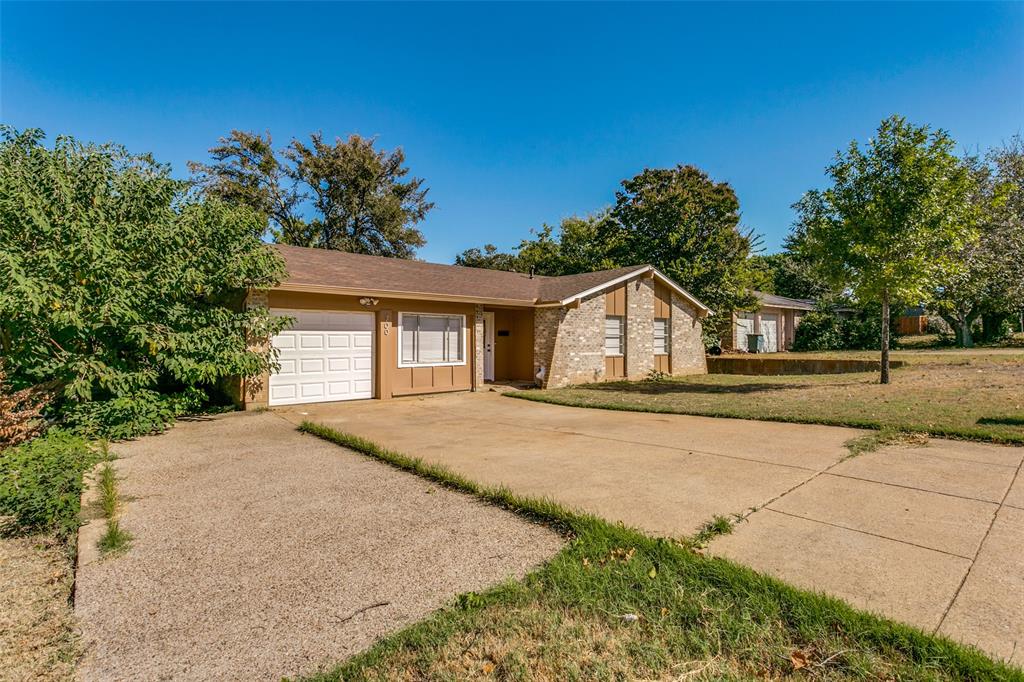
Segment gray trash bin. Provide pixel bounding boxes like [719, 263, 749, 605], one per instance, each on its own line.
[746, 333, 765, 353]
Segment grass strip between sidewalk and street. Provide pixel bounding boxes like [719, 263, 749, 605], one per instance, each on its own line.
[297, 420, 1022, 682]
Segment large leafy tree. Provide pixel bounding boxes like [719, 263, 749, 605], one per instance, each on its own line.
[191, 130, 432, 257]
[0, 127, 287, 419]
[609, 166, 764, 331]
[794, 115, 978, 382]
[931, 138, 1024, 346]
[456, 167, 763, 338]
[750, 249, 834, 301]
[186, 130, 305, 241]
[455, 211, 618, 276]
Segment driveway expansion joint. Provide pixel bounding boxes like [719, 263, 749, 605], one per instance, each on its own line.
[762, 508, 976, 561]
[821, 471, 1008, 506]
[934, 456, 1024, 636]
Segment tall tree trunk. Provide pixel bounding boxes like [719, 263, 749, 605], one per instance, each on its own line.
[880, 289, 890, 385]
[959, 320, 974, 348]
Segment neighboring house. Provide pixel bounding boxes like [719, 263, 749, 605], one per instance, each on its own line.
[896, 306, 928, 335]
[724, 290, 815, 353]
[240, 245, 711, 408]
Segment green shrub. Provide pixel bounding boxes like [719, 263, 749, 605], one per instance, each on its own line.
[0, 429, 101, 538]
[791, 311, 844, 351]
[841, 314, 883, 350]
[61, 387, 206, 440]
[0, 127, 288, 439]
[793, 309, 897, 351]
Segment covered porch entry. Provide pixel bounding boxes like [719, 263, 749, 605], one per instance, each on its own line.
[481, 306, 535, 384]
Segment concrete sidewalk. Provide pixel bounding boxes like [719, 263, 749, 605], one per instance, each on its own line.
[286, 391, 1024, 666]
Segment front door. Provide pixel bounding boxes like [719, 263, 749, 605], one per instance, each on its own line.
[483, 311, 495, 381]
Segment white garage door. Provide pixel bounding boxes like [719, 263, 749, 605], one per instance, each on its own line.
[735, 313, 755, 349]
[760, 314, 779, 352]
[269, 310, 374, 406]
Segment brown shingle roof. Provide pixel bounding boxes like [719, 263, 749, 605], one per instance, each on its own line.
[274, 244, 709, 313]
[753, 290, 816, 311]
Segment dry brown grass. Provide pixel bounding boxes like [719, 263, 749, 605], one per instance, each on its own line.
[351, 602, 754, 682]
[519, 354, 1024, 443]
[0, 535, 77, 681]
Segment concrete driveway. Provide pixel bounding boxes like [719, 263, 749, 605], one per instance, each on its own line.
[74, 412, 561, 681]
[286, 391, 1024, 666]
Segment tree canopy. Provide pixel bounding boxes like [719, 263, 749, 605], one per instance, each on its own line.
[0, 127, 287, 434]
[456, 166, 764, 336]
[190, 130, 432, 257]
[794, 115, 979, 381]
[456, 212, 618, 276]
[929, 137, 1024, 346]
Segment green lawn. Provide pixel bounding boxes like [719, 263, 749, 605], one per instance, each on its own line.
[512, 350, 1024, 444]
[298, 423, 1021, 681]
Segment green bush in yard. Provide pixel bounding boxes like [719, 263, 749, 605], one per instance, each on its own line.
[61, 387, 206, 440]
[793, 308, 896, 351]
[0, 127, 290, 438]
[0, 429, 101, 538]
[791, 310, 844, 351]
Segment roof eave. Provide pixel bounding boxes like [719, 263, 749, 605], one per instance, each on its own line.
[274, 282, 536, 307]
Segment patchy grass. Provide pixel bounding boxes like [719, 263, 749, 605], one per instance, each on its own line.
[844, 429, 930, 459]
[0, 535, 79, 680]
[691, 514, 736, 546]
[94, 463, 131, 557]
[298, 422, 1021, 682]
[97, 463, 119, 519]
[511, 353, 1024, 444]
[97, 518, 132, 556]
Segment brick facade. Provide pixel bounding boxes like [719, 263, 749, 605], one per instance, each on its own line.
[535, 274, 707, 388]
[472, 304, 485, 390]
[626, 277, 655, 378]
[534, 293, 606, 389]
[670, 291, 706, 374]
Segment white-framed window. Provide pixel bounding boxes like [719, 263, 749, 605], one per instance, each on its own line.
[654, 318, 670, 355]
[399, 313, 465, 367]
[604, 315, 624, 356]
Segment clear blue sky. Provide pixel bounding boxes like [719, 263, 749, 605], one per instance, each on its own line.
[3, 2, 1022, 263]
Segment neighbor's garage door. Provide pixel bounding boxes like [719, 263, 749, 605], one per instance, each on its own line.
[269, 310, 374, 406]
[760, 313, 779, 352]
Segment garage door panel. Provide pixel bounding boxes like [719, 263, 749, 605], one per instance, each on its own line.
[269, 310, 375, 406]
[299, 334, 324, 349]
[327, 381, 351, 396]
[275, 335, 297, 350]
[300, 358, 325, 373]
[328, 357, 351, 372]
[327, 334, 350, 349]
[300, 383, 325, 398]
[270, 384, 297, 401]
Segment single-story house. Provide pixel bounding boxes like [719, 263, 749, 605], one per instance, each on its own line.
[241, 245, 711, 408]
[723, 290, 815, 353]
